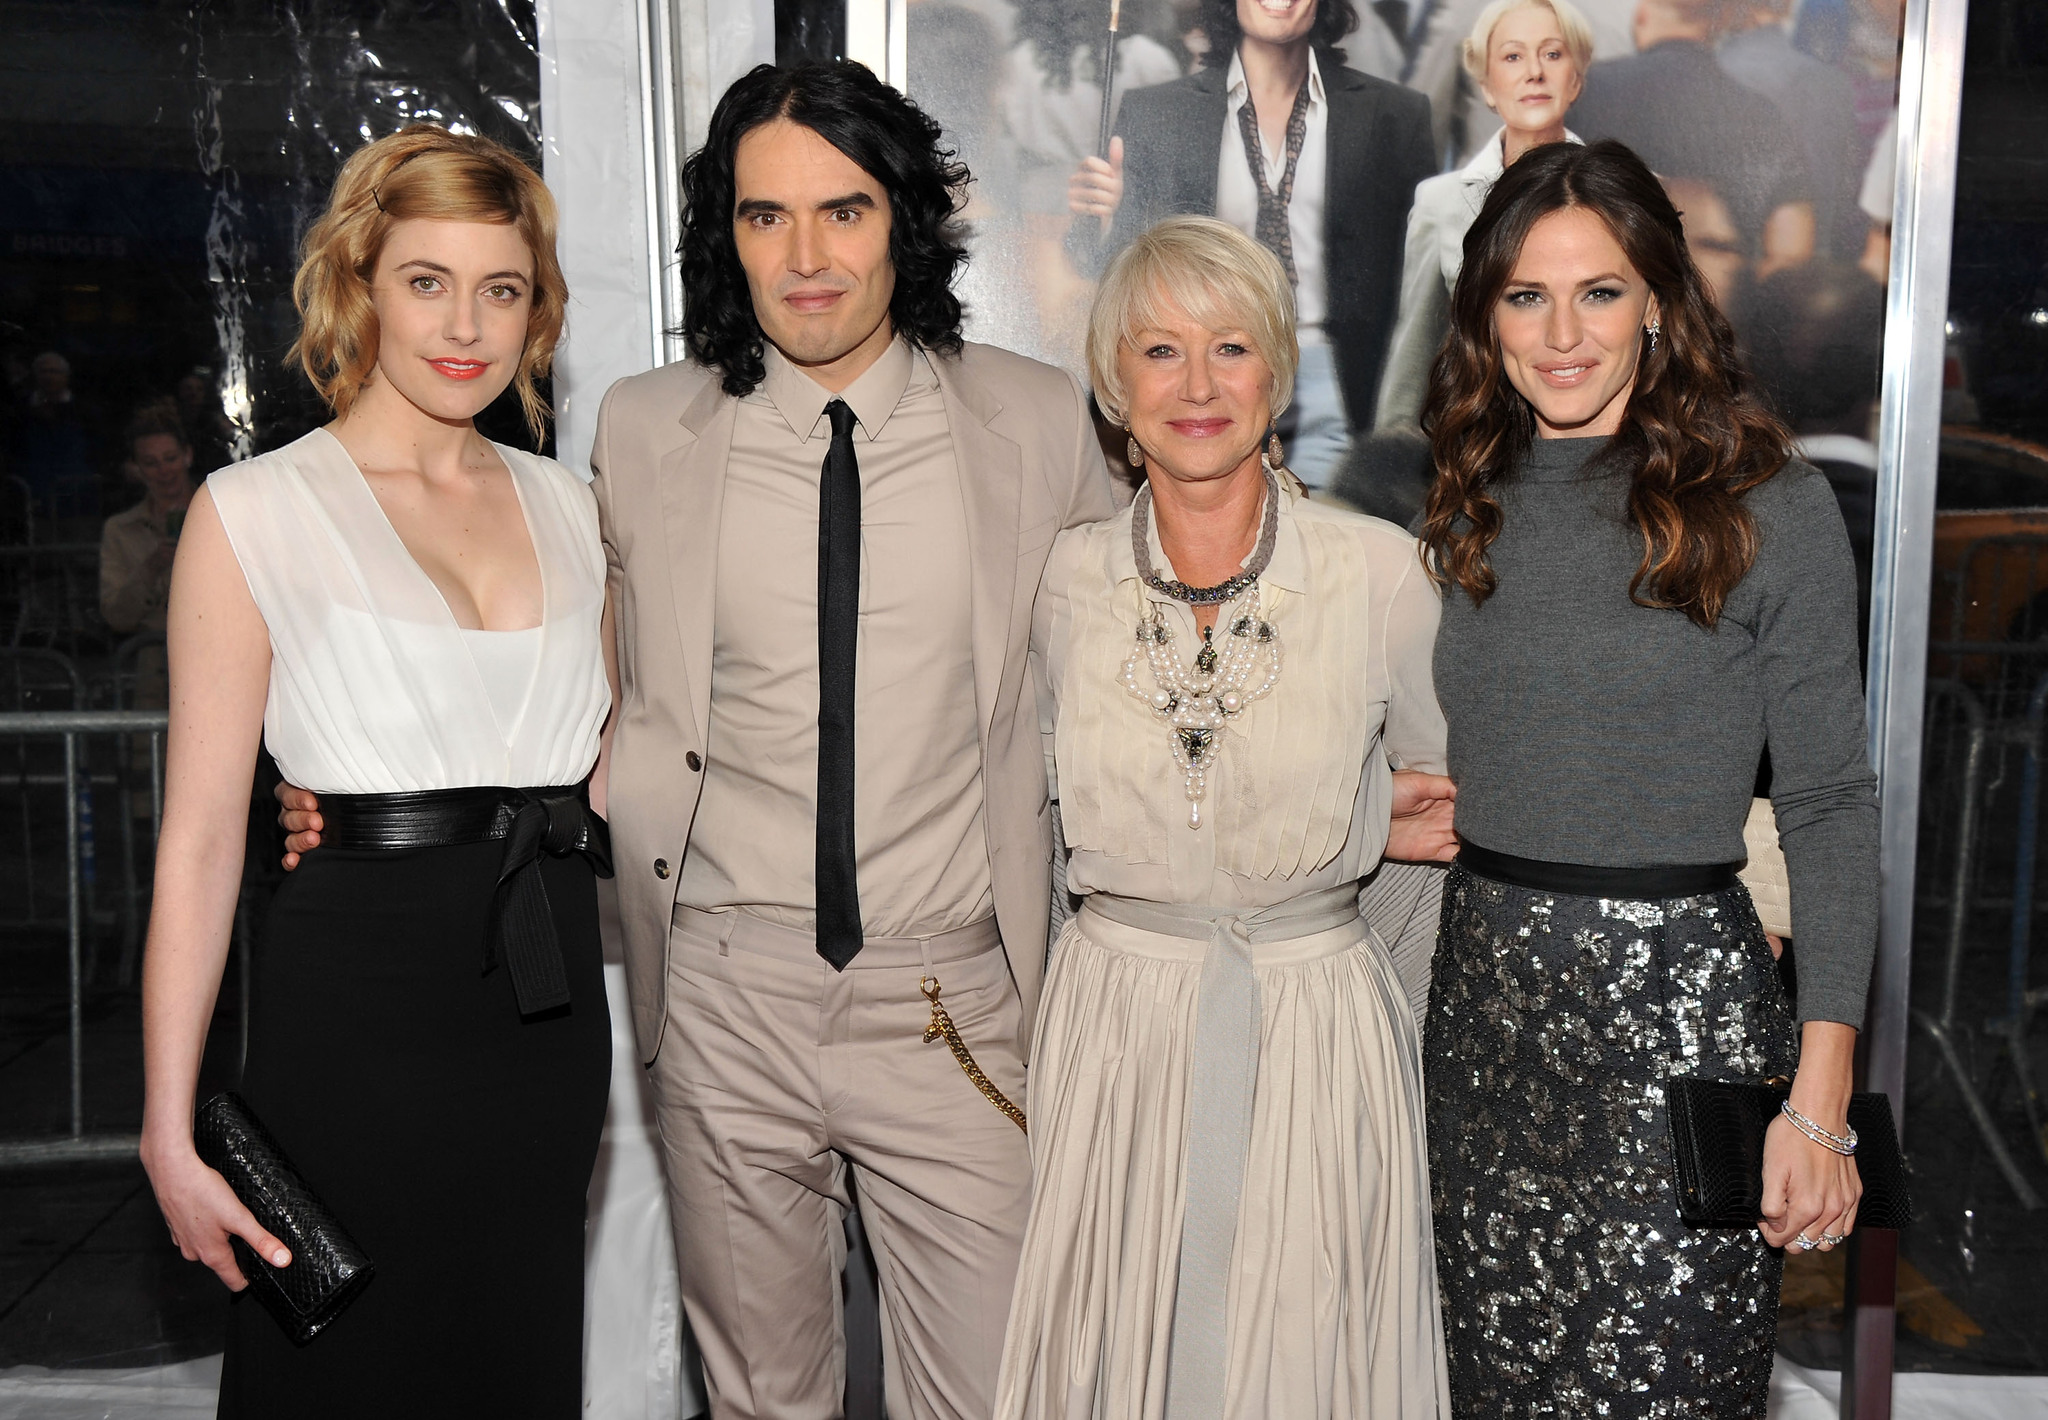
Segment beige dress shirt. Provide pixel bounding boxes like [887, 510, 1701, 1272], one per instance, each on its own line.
[1034, 483, 1446, 906]
[99, 500, 177, 634]
[677, 337, 994, 937]
[1214, 48, 1329, 345]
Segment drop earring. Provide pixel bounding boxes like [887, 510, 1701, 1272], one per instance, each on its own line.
[1645, 320, 1661, 355]
[1127, 435, 1146, 467]
[1266, 428, 1285, 470]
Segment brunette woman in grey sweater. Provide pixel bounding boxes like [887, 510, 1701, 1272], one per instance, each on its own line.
[1417, 140, 1877, 1418]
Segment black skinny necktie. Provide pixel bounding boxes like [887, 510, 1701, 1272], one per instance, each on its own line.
[815, 399, 864, 969]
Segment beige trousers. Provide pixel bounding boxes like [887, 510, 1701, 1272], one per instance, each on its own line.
[650, 905, 1033, 1420]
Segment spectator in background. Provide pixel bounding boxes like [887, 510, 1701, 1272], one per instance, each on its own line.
[174, 368, 236, 475]
[1567, 0, 1816, 279]
[1717, 0, 1861, 258]
[1067, 0, 1436, 489]
[101, 404, 198, 641]
[101, 403, 198, 713]
[12, 350, 99, 520]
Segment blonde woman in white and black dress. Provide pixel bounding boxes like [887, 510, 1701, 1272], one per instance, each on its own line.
[996, 215, 1456, 1419]
[139, 126, 612, 1417]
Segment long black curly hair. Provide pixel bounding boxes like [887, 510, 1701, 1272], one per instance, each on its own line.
[1199, 0, 1360, 68]
[679, 61, 971, 397]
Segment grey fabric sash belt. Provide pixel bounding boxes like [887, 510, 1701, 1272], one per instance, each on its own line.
[1080, 884, 1363, 1420]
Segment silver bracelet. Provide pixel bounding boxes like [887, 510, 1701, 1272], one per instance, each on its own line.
[1780, 1099, 1858, 1156]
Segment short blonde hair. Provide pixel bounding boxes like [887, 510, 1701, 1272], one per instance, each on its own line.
[1086, 216, 1298, 427]
[289, 125, 566, 441]
[1461, 0, 1596, 85]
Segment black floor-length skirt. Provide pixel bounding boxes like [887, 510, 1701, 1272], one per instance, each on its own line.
[1424, 863, 1798, 1419]
[218, 840, 610, 1419]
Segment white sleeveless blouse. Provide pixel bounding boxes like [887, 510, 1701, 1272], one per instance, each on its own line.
[208, 428, 610, 794]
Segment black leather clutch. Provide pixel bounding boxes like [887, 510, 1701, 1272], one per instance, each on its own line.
[192, 1092, 375, 1344]
[1667, 1079, 1911, 1230]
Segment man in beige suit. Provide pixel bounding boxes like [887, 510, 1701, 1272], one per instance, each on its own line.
[277, 60, 1113, 1415]
[594, 61, 1112, 1419]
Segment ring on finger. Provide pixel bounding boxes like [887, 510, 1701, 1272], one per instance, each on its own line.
[1794, 1232, 1819, 1251]
[1821, 1232, 1848, 1246]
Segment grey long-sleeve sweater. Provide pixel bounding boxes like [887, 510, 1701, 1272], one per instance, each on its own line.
[1433, 435, 1880, 1028]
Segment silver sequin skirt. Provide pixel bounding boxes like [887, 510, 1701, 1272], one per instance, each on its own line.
[1424, 863, 1798, 1419]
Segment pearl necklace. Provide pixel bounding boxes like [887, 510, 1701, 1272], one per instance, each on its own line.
[1118, 583, 1283, 830]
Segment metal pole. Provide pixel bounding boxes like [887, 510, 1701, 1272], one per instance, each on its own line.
[64, 728, 82, 1140]
[1096, 0, 1124, 159]
[1842, 0, 1972, 1411]
[149, 728, 164, 838]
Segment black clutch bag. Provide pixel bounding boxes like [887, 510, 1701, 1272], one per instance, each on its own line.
[1667, 1078, 1912, 1230]
[192, 1092, 375, 1344]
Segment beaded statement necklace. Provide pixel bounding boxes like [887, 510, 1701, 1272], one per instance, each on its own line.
[1118, 469, 1286, 829]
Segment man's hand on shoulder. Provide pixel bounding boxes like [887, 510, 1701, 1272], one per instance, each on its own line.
[1387, 770, 1458, 863]
[274, 781, 323, 871]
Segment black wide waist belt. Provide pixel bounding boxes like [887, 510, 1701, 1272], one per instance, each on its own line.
[1456, 840, 1739, 900]
[316, 785, 612, 1018]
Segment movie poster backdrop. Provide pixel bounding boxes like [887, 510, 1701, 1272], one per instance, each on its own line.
[905, 0, 1903, 555]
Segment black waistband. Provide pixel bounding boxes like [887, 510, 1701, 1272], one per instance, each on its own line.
[315, 785, 590, 852]
[315, 785, 611, 1018]
[1456, 841, 1740, 900]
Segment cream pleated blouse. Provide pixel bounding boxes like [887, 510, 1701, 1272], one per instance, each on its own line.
[1033, 482, 1448, 904]
[207, 427, 610, 794]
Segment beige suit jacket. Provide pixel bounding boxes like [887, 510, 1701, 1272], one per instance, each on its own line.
[592, 341, 1117, 1064]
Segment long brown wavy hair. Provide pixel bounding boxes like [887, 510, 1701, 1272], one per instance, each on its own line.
[1418, 140, 1793, 629]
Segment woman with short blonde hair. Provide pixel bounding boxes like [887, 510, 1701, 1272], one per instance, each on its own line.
[1374, 0, 1593, 432]
[1085, 214, 1300, 427]
[141, 125, 613, 1416]
[997, 214, 1456, 1417]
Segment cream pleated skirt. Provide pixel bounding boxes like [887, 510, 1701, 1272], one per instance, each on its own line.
[994, 901, 1451, 1420]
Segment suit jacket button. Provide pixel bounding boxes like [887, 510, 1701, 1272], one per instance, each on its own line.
[686, 751, 703, 772]
[653, 858, 670, 879]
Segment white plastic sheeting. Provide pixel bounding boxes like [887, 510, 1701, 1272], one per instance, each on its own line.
[584, 960, 700, 1420]
[12, 1351, 2048, 1419]
[536, 0, 659, 480]
[535, 0, 773, 479]
[1770, 1359, 2048, 1419]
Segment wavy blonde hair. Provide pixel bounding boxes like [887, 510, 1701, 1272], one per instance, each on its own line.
[1086, 216, 1298, 427]
[289, 125, 566, 440]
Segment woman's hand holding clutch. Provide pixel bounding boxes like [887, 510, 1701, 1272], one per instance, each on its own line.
[141, 1137, 293, 1292]
[1388, 770, 1459, 863]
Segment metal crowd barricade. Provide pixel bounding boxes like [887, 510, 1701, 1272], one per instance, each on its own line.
[0, 708, 166, 1167]
[0, 542, 105, 653]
